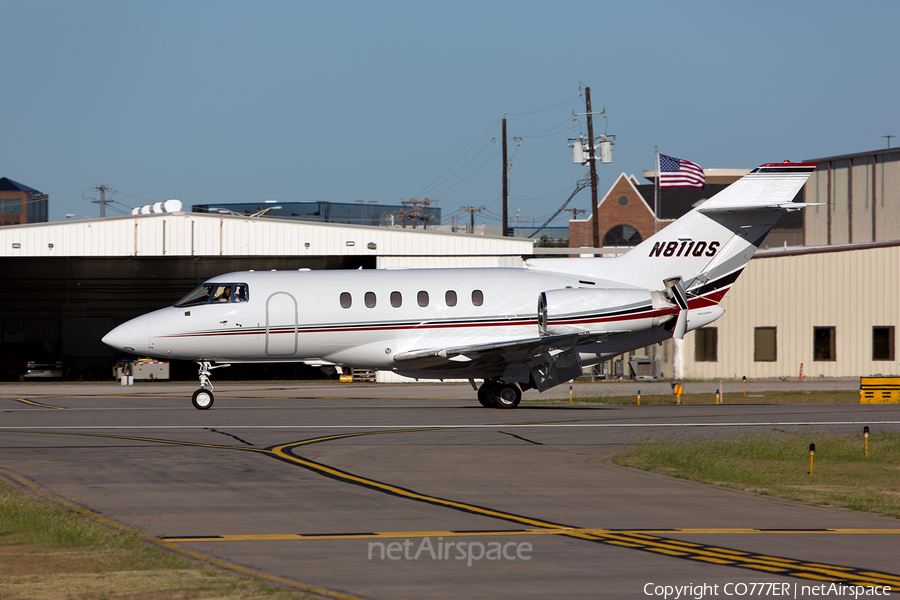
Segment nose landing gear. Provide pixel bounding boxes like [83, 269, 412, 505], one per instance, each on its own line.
[192, 361, 230, 410]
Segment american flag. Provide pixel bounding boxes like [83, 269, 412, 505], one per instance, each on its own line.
[658, 153, 705, 188]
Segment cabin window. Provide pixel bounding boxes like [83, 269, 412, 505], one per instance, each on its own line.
[471, 290, 484, 306]
[417, 291, 429, 307]
[445, 290, 457, 307]
[340, 292, 352, 309]
[233, 284, 249, 302]
[364, 292, 376, 308]
[694, 327, 717, 362]
[813, 327, 836, 361]
[754, 327, 777, 362]
[873, 326, 894, 361]
[390, 291, 402, 308]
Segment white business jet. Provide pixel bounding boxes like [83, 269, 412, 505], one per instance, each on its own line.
[103, 162, 817, 409]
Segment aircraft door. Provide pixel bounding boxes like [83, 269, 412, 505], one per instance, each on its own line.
[265, 292, 298, 356]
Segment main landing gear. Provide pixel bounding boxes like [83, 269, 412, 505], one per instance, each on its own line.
[476, 379, 522, 409]
[192, 361, 230, 410]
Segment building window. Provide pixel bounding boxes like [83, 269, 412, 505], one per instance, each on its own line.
[694, 327, 717, 362]
[2, 198, 22, 214]
[340, 292, 352, 309]
[873, 326, 895, 361]
[390, 291, 402, 308]
[471, 290, 484, 306]
[445, 290, 457, 307]
[617, 195, 629, 206]
[754, 327, 777, 362]
[813, 327, 836, 361]
[417, 291, 429, 307]
[364, 292, 376, 308]
[603, 225, 642, 247]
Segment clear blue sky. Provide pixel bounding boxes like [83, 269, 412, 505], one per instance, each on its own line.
[3, 1, 897, 226]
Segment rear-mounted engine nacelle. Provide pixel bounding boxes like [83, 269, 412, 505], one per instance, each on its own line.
[538, 287, 674, 335]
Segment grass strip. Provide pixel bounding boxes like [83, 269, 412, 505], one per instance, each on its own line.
[0, 478, 322, 599]
[524, 390, 862, 406]
[614, 431, 900, 518]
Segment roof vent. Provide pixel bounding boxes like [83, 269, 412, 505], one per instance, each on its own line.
[132, 199, 183, 215]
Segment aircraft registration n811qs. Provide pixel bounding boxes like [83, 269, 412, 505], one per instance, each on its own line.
[103, 162, 818, 409]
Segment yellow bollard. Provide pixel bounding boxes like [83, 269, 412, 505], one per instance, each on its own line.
[742, 375, 746, 396]
[674, 383, 683, 405]
[716, 389, 720, 405]
[637, 390, 641, 405]
[809, 443, 815, 475]
[569, 385, 573, 405]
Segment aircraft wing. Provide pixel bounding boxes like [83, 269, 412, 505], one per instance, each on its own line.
[392, 329, 630, 390]
[393, 332, 590, 363]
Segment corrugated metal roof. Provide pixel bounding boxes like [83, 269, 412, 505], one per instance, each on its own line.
[806, 147, 900, 163]
[0, 212, 535, 258]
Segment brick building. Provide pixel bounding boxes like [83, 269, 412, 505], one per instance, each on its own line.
[0, 178, 49, 225]
[569, 174, 662, 249]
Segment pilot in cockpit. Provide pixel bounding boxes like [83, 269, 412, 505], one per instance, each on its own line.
[212, 285, 232, 303]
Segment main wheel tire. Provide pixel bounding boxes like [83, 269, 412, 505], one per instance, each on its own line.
[477, 383, 497, 408]
[492, 383, 521, 409]
[192, 388, 214, 410]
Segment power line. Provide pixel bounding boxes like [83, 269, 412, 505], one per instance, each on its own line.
[528, 175, 590, 239]
[505, 95, 581, 116]
[412, 118, 501, 199]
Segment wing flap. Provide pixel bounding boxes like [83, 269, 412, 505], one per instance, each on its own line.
[393, 330, 630, 364]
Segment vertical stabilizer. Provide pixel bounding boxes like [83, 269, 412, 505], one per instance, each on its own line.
[527, 162, 817, 301]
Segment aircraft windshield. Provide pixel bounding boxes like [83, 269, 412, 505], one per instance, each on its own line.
[174, 283, 249, 307]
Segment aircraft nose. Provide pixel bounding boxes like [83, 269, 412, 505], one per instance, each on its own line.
[102, 315, 150, 353]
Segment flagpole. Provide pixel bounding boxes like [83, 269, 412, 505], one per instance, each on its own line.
[654, 147, 659, 234]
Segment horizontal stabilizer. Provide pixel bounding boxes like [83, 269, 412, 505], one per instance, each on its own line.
[699, 202, 823, 214]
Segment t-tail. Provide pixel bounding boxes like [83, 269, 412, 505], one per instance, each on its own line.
[527, 162, 819, 306]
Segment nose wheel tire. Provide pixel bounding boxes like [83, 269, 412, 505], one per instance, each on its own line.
[192, 388, 214, 410]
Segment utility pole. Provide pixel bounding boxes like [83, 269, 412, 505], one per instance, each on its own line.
[459, 206, 484, 233]
[584, 88, 600, 251]
[88, 184, 115, 217]
[883, 135, 896, 149]
[502, 116, 509, 236]
[401, 198, 439, 229]
[564, 208, 587, 219]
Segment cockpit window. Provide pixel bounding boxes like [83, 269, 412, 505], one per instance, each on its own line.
[174, 283, 249, 307]
[175, 284, 214, 307]
[211, 285, 232, 303]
